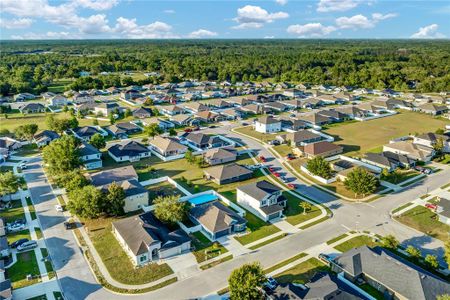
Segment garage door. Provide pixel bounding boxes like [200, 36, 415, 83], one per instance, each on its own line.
[268, 212, 280, 221]
[159, 246, 181, 259]
[215, 228, 230, 239]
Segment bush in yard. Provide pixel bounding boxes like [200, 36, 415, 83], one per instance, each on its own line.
[406, 245, 422, 260]
[153, 195, 187, 224]
[68, 185, 104, 219]
[425, 254, 439, 269]
[228, 262, 266, 300]
[344, 167, 379, 197]
[306, 156, 333, 179]
[89, 133, 106, 150]
[105, 182, 126, 216]
[380, 234, 399, 249]
[0, 171, 19, 201]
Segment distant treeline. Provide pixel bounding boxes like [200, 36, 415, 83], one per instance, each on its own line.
[0, 39, 449, 95]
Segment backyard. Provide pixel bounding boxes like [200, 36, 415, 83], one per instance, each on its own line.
[395, 205, 450, 241]
[283, 192, 322, 226]
[273, 257, 329, 284]
[323, 111, 448, 157]
[146, 181, 185, 204]
[83, 214, 174, 285]
[6, 251, 41, 289]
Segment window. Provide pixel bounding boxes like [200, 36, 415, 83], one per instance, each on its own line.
[140, 255, 147, 262]
[261, 200, 266, 206]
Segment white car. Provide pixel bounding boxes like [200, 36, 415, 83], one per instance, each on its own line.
[19, 163, 27, 169]
[7, 223, 26, 232]
[17, 240, 38, 252]
[55, 204, 64, 212]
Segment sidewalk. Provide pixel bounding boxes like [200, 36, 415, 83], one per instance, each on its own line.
[12, 279, 59, 300]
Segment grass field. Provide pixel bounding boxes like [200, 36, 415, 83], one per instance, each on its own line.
[2, 200, 25, 223]
[191, 231, 228, 263]
[283, 192, 322, 225]
[274, 258, 329, 284]
[395, 205, 450, 241]
[47, 79, 73, 93]
[234, 126, 284, 143]
[334, 235, 379, 252]
[84, 215, 174, 285]
[7, 251, 41, 289]
[324, 111, 448, 156]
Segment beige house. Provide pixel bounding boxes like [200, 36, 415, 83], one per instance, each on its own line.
[149, 136, 188, 157]
[204, 148, 237, 166]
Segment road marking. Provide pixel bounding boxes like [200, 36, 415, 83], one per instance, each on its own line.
[364, 203, 376, 208]
[341, 224, 352, 231]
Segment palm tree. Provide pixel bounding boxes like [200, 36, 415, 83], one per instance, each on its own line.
[300, 201, 312, 215]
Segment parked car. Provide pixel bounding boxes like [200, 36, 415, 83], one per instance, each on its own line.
[264, 276, 278, 290]
[17, 240, 38, 252]
[11, 238, 29, 248]
[184, 128, 192, 133]
[273, 172, 281, 177]
[286, 153, 295, 160]
[268, 140, 280, 146]
[55, 204, 64, 212]
[241, 122, 249, 126]
[268, 167, 276, 172]
[318, 253, 333, 263]
[287, 183, 296, 189]
[64, 219, 76, 230]
[209, 125, 217, 128]
[259, 156, 266, 162]
[7, 222, 26, 232]
[280, 176, 288, 183]
[19, 163, 27, 169]
[425, 203, 437, 210]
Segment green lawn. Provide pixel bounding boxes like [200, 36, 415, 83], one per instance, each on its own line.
[2, 200, 25, 223]
[7, 251, 41, 289]
[264, 252, 308, 274]
[274, 258, 329, 284]
[248, 233, 287, 250]
[146, 181, 184, 204]
[7, 229, 31, 244]
[26, 197, 37, 220]
[283, 192, 323, 226]
[234, 126, 284, 143]
[324, 111, 448, 157]
[326, 233, 348, 245]
[85, 216, 174, 285]
[40, 248, 56, 279]
[16, 144, 40, 157]
[392, 202, 413, 214]
[272, 144, 293, 157]
[360, 283, 385, 300]
[334, 235, 379, 252]
[47, 79, 73, 93]
[199, 255, 233, 270]
[381, 169, 421, 184]
[191, 231, 228, 263]
[395, 205, 450, 241]
[35, 227, 43, 240]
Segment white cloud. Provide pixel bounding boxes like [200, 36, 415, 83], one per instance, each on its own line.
[287, 23, 336, 37]
[411, 24, 446, 39]
[275, 0, 288, 6]
[73, 0, 119, 11]
[1, 0, 75, 19]
[114, 17, 177, 38]
[11, 31, 78, 40]
[76, 14, 111, 34]
[0, 18, 33, 29]
[232, 5, 289, 29]
[336, 13, 397, 29]
[264, 35, 275, 39]
[164, 9, 175, 14]
[317, 0, 360, 12]
[188, 29, 217, 38]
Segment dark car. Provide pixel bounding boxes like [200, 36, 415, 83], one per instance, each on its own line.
[64, 220, 76, 230]
[11, 238, 29, 248]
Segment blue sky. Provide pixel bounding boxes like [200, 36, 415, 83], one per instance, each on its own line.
[0, 0, 449, 39]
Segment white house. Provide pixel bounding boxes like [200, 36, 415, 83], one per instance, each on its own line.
[107, 140, 151, 162]
[414, 133, 450, 153]
[236, 180, 287, 221]
[254, 116, 282, 133]
[78, 142, 102, 170]
[48, 95, 68, 107]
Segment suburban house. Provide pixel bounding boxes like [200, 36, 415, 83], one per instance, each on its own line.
[71, 126, 108, 142]
[0, 137, 21, 161]
[203, 148, 237, 166]
[19, 103, 45, 114]
[160, 105, 185, 116]
[298, 141, 343, 158]
[106, 122, 142, 139]
[418, 103, 448, 115]
[140, 118, 175, 131]
[241, 104, 272, 115]
[361, 152, 412, 172]
[227, 97, 252, 107]
[89, 166, 149, 212]
[183, 102, 209, 113]
[383, 141, 434, 162]
[414, 132, 450, 153]
[72, 93, 94, 104]
[94, 102, 119, 116]
[14, 93, 36, 102]
[169, 114, 198, 126]
[112, 212, 191, 266]
[318, 109, 349, 122]
[220, 108, 246, 120]
[195, 111, 225, 123]
[0, 279, 12, 300]
[254, 116, 282, 133]
[436, 197, 450, 225]
[331, 246, 450, 300]
[33, 130, 60, 147]
[48, 95, 68, 107]
[204, 163, 253, 185]
[132, 107, 153, 119]
[237, 180, 287, 221]
[283, 88, 305, 98]
[280, 118, 309, 131]
[283, 130, 321, 147]
[78, 142, 102, 170]
[263, 102, 288, 112]
[149, 136, 188, 158]
[120, 89, 141, 101]
[298, 113, 332, 126]
[335, 106, 369, 119]
[108, 140, 151, 162]
[184, 133, 226, 150]
[207, 99, 232, 109]
[0, 237, 10, 258]
[189, 200, 247, 240]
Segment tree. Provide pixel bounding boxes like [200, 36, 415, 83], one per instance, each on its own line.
[306, 156, 333, 179]
[436, 128, 445, 135]
[15, 123, 38, 140]
[89, 133, 106, 149]
[444, 240, 450, 269]
[196, 155, 206, 168]
[425, 254, 439, 269]
[434, 137, 444, 157]
[152, 108, 160, 116]
[109, 112, 115, 124]
[153, 195, 186, 224]
[300, 201, 312, 215]
[437, 295, 450, 300]
[57, 170, 89, 192]
[381, 235, 399, 249]
[185, 149, 194, 164]
[124, 108, 132, 118]
[0, 171, 20, 201]
[67, 185, 104, 219]
[105, 182, 125, 216]
[228, 262, 266, 300]
[406, 245, 421, 260]
[42, 135, 81, 177]
[344, 167, 379, 197]
[169, 128, 177, 136]
[144, 123, 163, 139]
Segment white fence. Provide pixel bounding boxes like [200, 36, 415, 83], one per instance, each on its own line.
[355, 111, 397, 122]
[300, 165, 336, 184]
[148, 148, 185, 162]
[308, 129, 334, 142]
[339, 155, 383, 173]
[177, 222, 202, 234]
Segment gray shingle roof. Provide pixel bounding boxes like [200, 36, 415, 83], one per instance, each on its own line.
[89, 166, 138, 186]
[108, 141, 149, 158]
[237, 180, 281, 201]
[204, 163, 252, 181]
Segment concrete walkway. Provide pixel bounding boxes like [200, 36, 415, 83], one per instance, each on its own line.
[217, 235, 249, 257]
[12, 278, 59, 300]
[165, 252, 199, 280]
[271, 219, 301, 234]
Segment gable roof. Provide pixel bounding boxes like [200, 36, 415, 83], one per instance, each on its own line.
[78, 142, 101, 156]
[149, 136, 187, 153]
[416, 132, 449, 142]
[73, 126, 101, 137]
[189, 200, 246, 234]
[286, 130, 321, 143]
[303, 141, 343, 155]
[257, 115, 280, 125]
[34, 130, 59, 143]
[204, 148, 236, 161]
[108, 141, 149, 158]
[237, 180, 281, 200]
[89, 166, 138, 187]
[204, 163, 252, 181]
[133, 107, 153, 117]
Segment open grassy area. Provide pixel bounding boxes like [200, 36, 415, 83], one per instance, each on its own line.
[272, 144, 293, 158]
[84, 215, 174, 285]
[274, 258, 329, 284]
[191, 231, 228, 263]
[47, 78, 73, 93]
[146, 181, 184, 204]
[264, 252, 308, 274]
[324, 111, 448, 157]
[2, 200, 25, 223]
[283, 192, 322, 226]
[395, 205, 450, 241]
[381, 169, 421, 184]
[7, 251, 41, 289]
[7, 229, 31, 244]
[234, 126, 283, 143]
[334, 235, 380, 252]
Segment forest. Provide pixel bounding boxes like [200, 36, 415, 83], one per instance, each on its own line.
[0, 39, 449, 95]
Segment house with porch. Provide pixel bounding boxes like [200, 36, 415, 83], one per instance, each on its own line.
[107, 140, 151, 162]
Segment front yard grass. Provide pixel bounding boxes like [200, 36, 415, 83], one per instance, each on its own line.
[272, 144, 292, 158]
[2, 200, 25, 223]
[191, 231, 228, 263]
[248, 233, 287, 250]
[326, 233, 348, 245]
[395, 205, 450, 241]
[7, 229, 31, 244]
[264, 252, 308, 274]
[84, 215, 174, 285]
[15, 144, 40, 157]
[26, 197, 37, 220]
[274, 258, 329, 284]
[7, 251, 41, 289]
[391, 202, 413, 214]
[234, 126, 283, 143]
[334, 235, 380, 252]
[199, 255, 233, 270]
[40, 248, 56, 279]
[381, 169, 421, 184]
[283, 192, 322, 226]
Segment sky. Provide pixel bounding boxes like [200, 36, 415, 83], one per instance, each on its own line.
[0, 0, 449, 40]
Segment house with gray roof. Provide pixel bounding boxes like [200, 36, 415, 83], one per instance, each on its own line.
[184, 133, 226, 150]
[331, 246, 450, 300]
[106, 122, 142, 139]
[204, 163, 253, 185]
[149, 136, 188, 158]
[255, 116, 282, 133]
[189, 200, 246, 240]
[284, 130, 322, 147]
[237, 180, 287, 221]
[0, 279, 11, 300]
[107, 140, 151, 162]
[132, 107, 153, 119]
[436, 197, 450, 225]
[204, 148, 237, 166]
[33, 130, 60, 147]
[78, 142, 102, 170]
[418, 103, 448, 115]
[112, 212, 190, 266]
[414, 132, 450, 153]
[71, 126, 108, 142]
[19, 102, 45, 114]
[88, 166, 148, 212]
